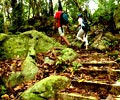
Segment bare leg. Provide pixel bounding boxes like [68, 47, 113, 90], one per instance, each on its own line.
[86, 45, 88, 50]
[61, 36, 70, 46]
[58, 26, 70, 46]
[83, 33, 88, 50]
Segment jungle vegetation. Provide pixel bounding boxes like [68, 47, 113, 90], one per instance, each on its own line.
[0, 0, 119, 34]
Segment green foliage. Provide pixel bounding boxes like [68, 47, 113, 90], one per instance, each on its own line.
[62, 65, 67, 72]
[0, 85, 7, 96]
[8, 72, 24, 87]
[117, 79, 120, 82]
[92, 0, 116, 25]
[57, 0, 92, 24]
[0, 0, 119, 34]
[72, 61, 82, 72]
[107, 50, 119, 59]
[56, 48, 77, 65]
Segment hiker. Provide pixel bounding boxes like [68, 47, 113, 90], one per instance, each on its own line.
[53, 6, 70, 46]
[76, 13, 89, 50]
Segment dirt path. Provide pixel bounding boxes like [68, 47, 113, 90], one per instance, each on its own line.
[57, 49, 120, 100]
[0, 47, 120, 100]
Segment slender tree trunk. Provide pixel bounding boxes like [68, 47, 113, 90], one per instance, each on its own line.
[2, 0, 8, 33]
[45, 0, 48, 15]
[31, 0, 35, 17]
[35, 0, 40, 17]
[58, 0, 62, 9]
[28, 0, 31, 19]
[49, 0, 53, 16]
[10, 0, 17, 26]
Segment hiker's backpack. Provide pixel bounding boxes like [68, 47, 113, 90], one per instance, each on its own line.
[82, 18, 90, 32]
[60, 12, 69, 25]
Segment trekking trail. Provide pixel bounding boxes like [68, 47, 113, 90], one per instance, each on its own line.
[57, 49, 120, 100]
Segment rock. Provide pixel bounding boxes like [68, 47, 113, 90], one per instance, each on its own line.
[19, 75, 70, 100]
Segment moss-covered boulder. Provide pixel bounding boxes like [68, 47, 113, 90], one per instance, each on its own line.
[0, 34, 29, 59]
[19, 75, 70, 100]
[21, 53, 38, 80]
[0, 30, 63, 60]
[90, 33, 109, 51]
[7, 71, 24, 88]
[90, 32, 120, 51]
[7, 53, 38, 87]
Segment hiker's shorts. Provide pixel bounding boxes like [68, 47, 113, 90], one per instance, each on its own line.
[76, 27, 88, 46]
[58, 26, 65, 36]
[77, 27, 84, 38]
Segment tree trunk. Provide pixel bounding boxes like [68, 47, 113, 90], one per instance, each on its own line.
[2, 0, 8, 33]
[49, 0, 53, 16]
[58, 0, 62, 8]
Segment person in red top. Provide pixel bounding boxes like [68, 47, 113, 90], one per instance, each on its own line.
[53, 6, 70, 46]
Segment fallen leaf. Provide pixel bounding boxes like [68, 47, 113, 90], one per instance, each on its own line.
[1, 94, 9, 100]
[77, 79, 85, 83]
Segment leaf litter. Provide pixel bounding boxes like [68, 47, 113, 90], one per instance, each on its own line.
[0, 48, 120, 100]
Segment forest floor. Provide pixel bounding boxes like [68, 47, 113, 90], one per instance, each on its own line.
[1, 45, 120, 100]
[0, 32, 120, 100]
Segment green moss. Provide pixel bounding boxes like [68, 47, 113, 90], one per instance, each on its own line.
[72, 61, 82, 71]
[8, 72, 24, 87]
[0, 35, 29, 59]
[34, 31, 63, 53]
[56, 48, 77, 65]
[21, 54, 38, 80]
[0, 30, 65, 60]
[0, 34, 7, 41]
[20, 75, 70, 100]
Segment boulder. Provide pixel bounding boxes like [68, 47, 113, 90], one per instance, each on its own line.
[19, 75, 70, 100]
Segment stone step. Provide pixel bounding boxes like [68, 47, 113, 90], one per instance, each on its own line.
[78, 67, 120, 72]
[72, 79, 119, 85]
[74, 67, 120, 83]
[71, 80, 120, 95]
[57, 92, 97, 100]
[72, 80, 120, 86]
[75, 67, 120, 77]
[73, 74, 119, 83]
[77, 52, 111, 60]
[114, 95, 120, 100]
[57, 92, 120, 100]
[76, 59, 119, 72]
[80, 61, 117, 65]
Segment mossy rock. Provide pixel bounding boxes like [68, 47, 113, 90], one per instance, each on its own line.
[0, 30, 64, 60]
[19, 75, 70, 100]
[0, 34, 29, 59]
[57, 48, 77, 62]
[21, 54, 38, 80]
[8, 71, 24, 87]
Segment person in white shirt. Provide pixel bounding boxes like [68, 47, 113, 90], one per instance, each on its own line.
[76, 13, 88, 50]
